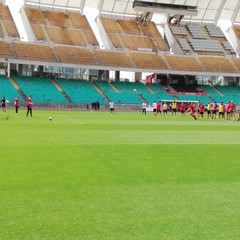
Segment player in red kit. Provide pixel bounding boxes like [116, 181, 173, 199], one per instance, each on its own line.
[230, 101, 235, 119]
[212, 102, 218, 119]
[26, 95, 33, 117]
[188, 102, 197, 120]
[199, 102, 205, 118]
[180, 102, 186, 117]
[14, 96, 19, 113]
[226, 101, 231, 120]
[156, 101, 161, 115]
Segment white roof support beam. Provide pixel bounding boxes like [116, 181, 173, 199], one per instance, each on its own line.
[214, 0, 227, 24]
[218, 0, 238, 23]
[79, 0, 86, 14]
[231, 0, 240, 24]
[22, 0, 240, 24]
[98, 0, 104, 13]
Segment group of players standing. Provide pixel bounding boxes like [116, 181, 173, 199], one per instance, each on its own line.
[1, 95, 33, 117]
[142, 100, 240, 121]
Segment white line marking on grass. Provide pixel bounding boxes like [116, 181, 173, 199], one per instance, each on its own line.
[70, 119, 84, 124]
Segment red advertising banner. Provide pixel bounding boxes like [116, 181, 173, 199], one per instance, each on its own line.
[146, 74, 155, 83]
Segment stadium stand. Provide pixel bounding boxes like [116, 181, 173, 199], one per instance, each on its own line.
[146, 83, 168, 94]
[12, 42, 57, 63]
[13, 76, 67, 103]
[205, 24, 225, 38]
[0, 4, 19, 38]
[31, 25, 47, 41]
[142, 92, 175, 103]
[106, 92, 142, 104]
[231, 58, 240, 71]
[55, 46, 96, 65]
[216, 85, 240, 96]
[94, 80, 116, 94]
[56, 79, 106, 104]
[170, 84, 200, 93]
[94, 81, 176, 104]
[0, 40, 13, 58]
[101, 17, 169, 52]
[25, 8, 48, 25]
[189, 39, 224, 53]
[46, 28, 86, 46]
[165, 55, 202, 72]
[175, 95, 210, 105]
[202, 85, 240, 103]
[44, 11, 72, 28]
[199, 57, 237, 72]
[131, 52, 167, 69]
[94, 50, 133, 68]
[234, 25, 240, 39]
[112, 81, 151, 94]
[170, 22, 233, 56]
[0, 75, 24, 102]
[201, 85, 222, 97]
[26, 7, 98, 47]
[177, 38, 191, 51]
[95, 80, 143, 104]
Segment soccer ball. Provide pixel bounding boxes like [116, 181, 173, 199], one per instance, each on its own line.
[48, 116, 52, 121]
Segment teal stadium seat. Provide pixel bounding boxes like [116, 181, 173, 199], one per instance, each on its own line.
[113, 81, 150, 94]
[56, 79, 107, 104]
[176, 95, 210, 105]
[95, 80, 143, 104]
[13, 76, 67, 103]
[143, 83, 175, 103]
[0, 75, 24, 103]
[203, 85, 240, 103]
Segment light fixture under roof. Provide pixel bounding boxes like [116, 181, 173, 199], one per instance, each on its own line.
[133, 0, 198, 16]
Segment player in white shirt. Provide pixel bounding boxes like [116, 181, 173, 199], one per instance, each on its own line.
[152, 101, 157, 116]
[109, 101, 114, 114]
[142, 102, 147, 115]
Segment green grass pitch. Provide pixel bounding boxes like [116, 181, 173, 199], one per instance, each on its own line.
[0, 109, 240, 240]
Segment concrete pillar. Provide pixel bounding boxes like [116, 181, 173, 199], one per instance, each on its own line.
[115, 71, 120, 81]
[97, 70, 104, 80]
[104, 70, 109, 80]
[7, 63, 10, 77]
[135, 72, 142, 82]
[38, 66, 44, 78]
[236, 77, 240, 86]
[97, 70, 109, 80]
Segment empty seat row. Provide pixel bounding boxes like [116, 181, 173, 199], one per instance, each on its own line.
[205, 25, 225, 38]
[189, 39, 223, 52]
[170, 26, 187, 35]
[187, 24, 208, 39]
[178, 39, 191, 51]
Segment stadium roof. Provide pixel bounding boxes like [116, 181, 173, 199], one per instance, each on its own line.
[24, 0, 240, 24]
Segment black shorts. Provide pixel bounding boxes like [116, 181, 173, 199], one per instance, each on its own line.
[172, 108, 176, 112]
[153, 109, 157, 112]
[212, 110, 217, 114]
[110, 108, 114, 111]
[207, 110, 211, 114]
